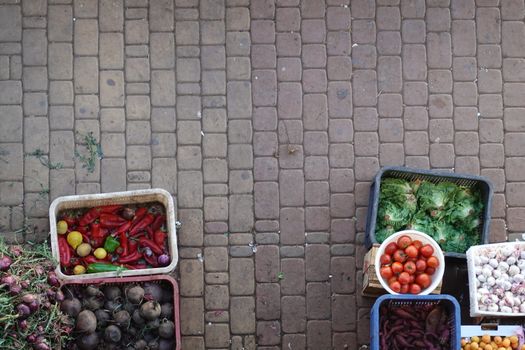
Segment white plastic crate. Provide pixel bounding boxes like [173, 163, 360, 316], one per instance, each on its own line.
[467, 242, 525, 317]
[49, 189, 178, 280]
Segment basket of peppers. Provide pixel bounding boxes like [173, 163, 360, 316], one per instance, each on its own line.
[49, 189, 178, 280]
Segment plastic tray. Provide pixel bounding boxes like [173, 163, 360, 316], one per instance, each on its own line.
[49, 189, 178, 280]
[467, 242, 525, 317]
[61, 274, 181, 350]
[370, 294, 461, 350]
[365, 166, 493, 259]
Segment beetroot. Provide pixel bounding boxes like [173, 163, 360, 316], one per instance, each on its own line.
[0, 255, 12, 271]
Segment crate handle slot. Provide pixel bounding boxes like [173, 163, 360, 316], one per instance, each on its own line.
[480, 323, 499, 331]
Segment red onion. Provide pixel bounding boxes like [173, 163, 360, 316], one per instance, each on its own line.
[9, 245, 22, 257]
[9, 283, 22, 296]
[22, 294, 37, 304]
[21, 280, 29, 288]
[34, 265, 45, 275]
[0, 255, 12, 271]
[18, 319, 28, 330]
[16, 303, 31, 319]
[37, 325, 44, 333]
[33, 342, 50, 350]
[1, 275, 16, 287]
[28, 300, 40, 312]
[45, 289, 56, 300]
[157, 254, 171, 266]
[54, 290, 65, 302]
[27, 334, 37, 343]
[47, 273, 59, 287]
[43, 301, 51, 309]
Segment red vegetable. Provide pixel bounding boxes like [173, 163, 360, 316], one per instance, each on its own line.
[132, 207, 148, 224]
[98, 205, 123, 214]
[79, 208, 101, 226]
[58, 236, 72, 267]
[151, 215, 165, 232]
[119, 231, 128, 256]
[130, 213, 155, 236]
[0, 255, 12, 271]
[143, 253, 159, 267]
[139, 237, 164, 255]
[114, 221, 132, 235]
[153, 230, 167, 247]
[118, 251, 141, 264]
[60, 216, 77, 227]
[100, 213, 127, 228]
[90, 222, 106, 248]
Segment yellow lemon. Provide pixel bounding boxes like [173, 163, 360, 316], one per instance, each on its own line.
[56, 220, 68, 234]
[94, 248, 107, 260]
[76, 243, 92, 257]
[67, 231, 83, 249]
[73, 265, 86, 274]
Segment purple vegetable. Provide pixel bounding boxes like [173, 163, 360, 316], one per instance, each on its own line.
[54, 290, 65, 302]
[47, 272, 59, 287]
[17, 319, 28, 330]
[157, 254, 170, 266]
[16, 303, 31, 319]
[9, 283, 22, 296]
[1, 275, 16, 287]
[0, 255, 12, 271]
[22, 293, 37, 304]
[28, 299, 40, 312]
[27, 334, 37, 343]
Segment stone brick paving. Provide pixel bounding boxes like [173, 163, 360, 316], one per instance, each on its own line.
[0, 0, 523, 348]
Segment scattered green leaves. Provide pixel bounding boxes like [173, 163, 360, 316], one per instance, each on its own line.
[74, 132, 103, 174]
[277, 272, 285, 280]
[25, 149, 63, 170]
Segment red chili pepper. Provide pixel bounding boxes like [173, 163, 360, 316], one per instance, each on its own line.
[82, 255, 106, 265]
[119, 231, 128, 256]
[79, 208, 101, 226]
[146, 226, 153, 239]
[118, 251, 141, 264]
[58, 236, 72, 267]
[122, 263, 147, 270]
[98, 205, 123, 214]
[150, 215, 165, 232]
[61, 216, 77, 227]
[100, 213, 127, 229]
[90, 223, 107, 248]
[139, 237, 164, 255]
[114, 221, 132, 235]
[130, 213, 155, 236]
[128, 239, 138, 254]
[132, 207, 148, 224]
[76, 226, 88, 234]
[153, 230, 167, 247]
[143, 253, 159, 267]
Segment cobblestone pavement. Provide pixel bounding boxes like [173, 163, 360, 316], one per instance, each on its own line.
[0, 0, 524, 348]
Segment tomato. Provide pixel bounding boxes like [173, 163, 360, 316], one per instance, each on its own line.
[405, 245, 419, 258]
[407, 256, 418, 262]
[398, 272, 410, 285]
[412, 240, 423, 250]
[391, 262, 404, 274]
[410, 283, 422, 294]
[385, 242, 398, 255]
[397, 235, 412, 249]
[400, 283, 409, 294]
[420, 244, 434, 258]
[380, 266, 394, 279]
[404, 261, 416, 275]
[425, 267, 436, 275]
[388, 276, 398, 285]
[415, 259, 427, 272]
[393, 249, 407, 263]
[389, 281, 401, 293]
[415, 273, 431, 289]
[380, 253, 392, 265]
[426, 256, 439, 268]
[408, 274, 415, 284]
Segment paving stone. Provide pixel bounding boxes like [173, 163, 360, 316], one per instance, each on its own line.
[405, 131, 429, 156]
[427, 7, 450, 31]
[227, 31, 251, 56]
[508, 208, 525, 231]
[505, 108, 525, 132]
[504, 83, 525, 107]
[379, 119, 403, 142]
[480, 143, 504, 168]
[502, 0, 525, 20]
[275, 33, 301, 58]
[451, 0, 474, 19]
[507, 183, 525, 206]
[99, 71, 124, 107]
[149, 0, 173, 30]
[502, 21, 525, 58]
[229, 258, 255, 295]
[481, 168, 505, 193]
[74, 0, 97, 17]
[230, 297, 255, 334]
[401, 0, 426, 18]
[22, 29, 46, 66]
[402, 19, 425, 43]
[73, 19, 98, 55]
[402, 44, 427, 80]
[477, 8, 500, 44]
[74, 57, 98, 94]
[0, 106, 22, 142]
[281, 296, 306, 333]
[327, 31, 351, 56]
[99, 33, 124, 69]
[23, 92, 48, 116]
[452, 20, 476, 56]
[377, 7, 400, 31]
[305, 181, 330, 206]
[151, 70, 176, 106]
[403, 81, 428, 106]
[376, 31, 401, 56]
[378, 56, 402, 93]
[479, 118, 503, 143]
[180, 298, 204, 335]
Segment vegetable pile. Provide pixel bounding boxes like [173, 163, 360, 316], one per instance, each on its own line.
[473, 244, 525, 314]
[461, 334, 523, 350]
[0, 240, 70, 349]
[379, 234, 440, 294]
[376, 178, 484, 254]
[60, 282, 176, 350]
[378, 302, 452, 350]
[56, 203, 170, 275]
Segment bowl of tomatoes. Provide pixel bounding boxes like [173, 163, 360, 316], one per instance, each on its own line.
[375, 229, 445, 295]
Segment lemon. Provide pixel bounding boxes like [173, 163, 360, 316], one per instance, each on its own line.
[76, 243, 92, 257]
[67, 231, 83, 249]
[94, 248, 107, 260]
[73, 265, 86, 274]
[56, 220, 68, 235]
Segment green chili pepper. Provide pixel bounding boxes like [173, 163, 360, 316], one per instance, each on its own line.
[103, 236, 120, 253]
[87, 263, 128, 273]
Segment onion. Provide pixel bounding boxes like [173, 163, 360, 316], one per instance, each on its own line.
[55, 290, 65, 302]
[22, 294, 37, 304]
[17, 319, 28, 330]
[157, 254, 170, 267]
[16, 303, 31, 319]
[20, 281, 29, 288]
[1, 275, 16, 287]
[47, 272, 59, 287]
[9, 283, 22, 296]
[28, 300, 40, 312]
[0, 255, 12, 271]
[46, 289, 56, 300]
[27, 334, 37, 343]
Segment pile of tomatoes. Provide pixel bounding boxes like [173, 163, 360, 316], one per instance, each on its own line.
[379, 235, 440, 294]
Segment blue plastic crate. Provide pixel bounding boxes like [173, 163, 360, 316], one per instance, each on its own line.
[370, 294, 461, 350]
[364, 166, 493, 259]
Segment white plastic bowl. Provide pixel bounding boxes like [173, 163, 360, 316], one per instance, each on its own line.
[375, 229, 445, 295]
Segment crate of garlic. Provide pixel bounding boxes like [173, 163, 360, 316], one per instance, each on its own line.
[467, 242, 525, 317]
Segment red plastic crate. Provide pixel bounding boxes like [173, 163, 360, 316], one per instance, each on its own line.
[61, 274, 181, 350]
